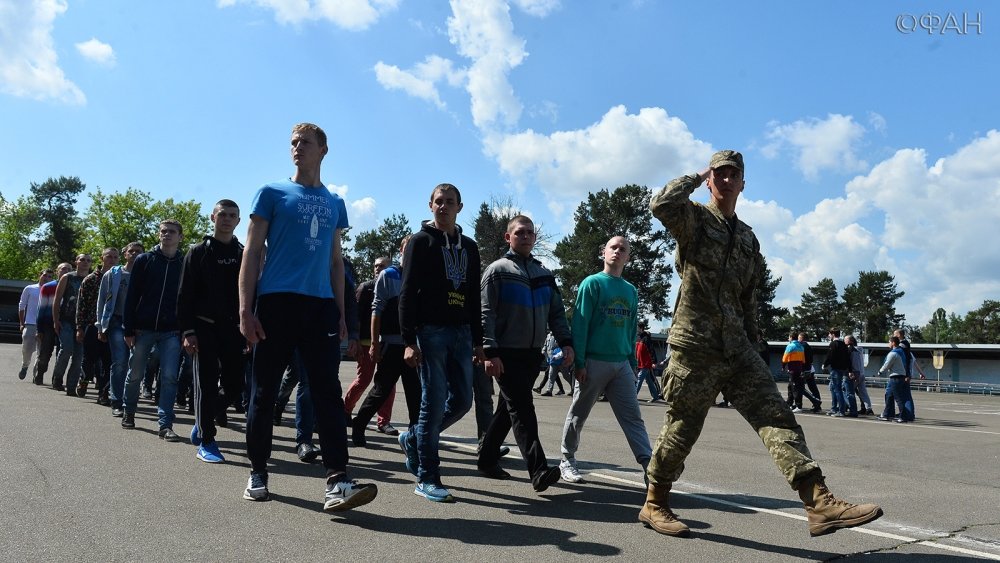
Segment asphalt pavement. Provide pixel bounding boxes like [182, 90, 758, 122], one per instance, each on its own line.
[1, 343, 998, 562]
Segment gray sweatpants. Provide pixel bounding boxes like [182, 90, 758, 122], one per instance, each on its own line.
[560, 358, 652, 467]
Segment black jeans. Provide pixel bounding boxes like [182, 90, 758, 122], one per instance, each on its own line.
[192, 319, 246, 445]
[33, 328, 58, 383]
[82, 324, 111, 393]
[353, 342, 421, 431]
[246, 293, 348, 478]
[478, 349, 551, 483]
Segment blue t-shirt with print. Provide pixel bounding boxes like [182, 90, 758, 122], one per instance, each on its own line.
[251, 179, 350, 299]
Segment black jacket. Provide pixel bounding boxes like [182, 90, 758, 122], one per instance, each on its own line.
[399, 221, 482, 346]
[823, 338, 852, 371]
[123, 245, 185, 336]
[177, 236, 243, 336]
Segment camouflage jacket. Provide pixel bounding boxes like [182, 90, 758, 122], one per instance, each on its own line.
[650, 174, 761, 357]
[76, 270, 103, 328]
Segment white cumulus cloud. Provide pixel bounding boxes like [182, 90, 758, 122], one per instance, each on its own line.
[511, 0, 560, 17]
[751, 131, 1000, 326]
[487, 105, 712, 199]
[373, 55, 464, 109]
[0, 0, 85, 105]
[218, 0, 399, 31]
[75, 38, 116, 66]
[447, 0, 526, 129]
[761, 113, 868, 181]
[328, 183, 378, 232]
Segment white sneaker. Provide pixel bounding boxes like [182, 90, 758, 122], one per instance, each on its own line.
[792, 407, 804, 413]
[323, 480, 378, 512]
[559, 459, 583, 483]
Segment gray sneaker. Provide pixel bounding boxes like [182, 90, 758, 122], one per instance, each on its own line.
[559, 459, 583, 483]
[324, 480, 377, 512]
[243, 472, 269, 501]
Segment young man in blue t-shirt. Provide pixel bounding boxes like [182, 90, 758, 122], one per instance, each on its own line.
[239, 122, 377, 512]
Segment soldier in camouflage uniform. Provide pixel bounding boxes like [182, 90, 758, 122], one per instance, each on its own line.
[639, 150, 883, 538]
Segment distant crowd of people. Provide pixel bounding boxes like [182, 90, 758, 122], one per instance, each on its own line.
[778, 328, 925, 423]
[14, 131, 885, 540]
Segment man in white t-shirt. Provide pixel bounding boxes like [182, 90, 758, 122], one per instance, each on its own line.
[18, 269, 53, 380]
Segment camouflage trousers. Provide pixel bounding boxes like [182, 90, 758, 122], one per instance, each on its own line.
[647, 346, 822, 490]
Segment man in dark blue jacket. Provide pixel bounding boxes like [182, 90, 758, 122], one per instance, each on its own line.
[121, 219, 185, 440]
[477, 215, 573, 492]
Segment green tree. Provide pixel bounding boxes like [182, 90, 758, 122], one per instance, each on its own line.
[350, 214, 412, 283]
[921, 308, 949, 344]
[841, 270, 904, 342]
[755, 256, 789, 340]
[553, 185, 675, 320]
[80, 187, 157, 253]
[150, 198, 211, 248]
[81, 188, 210, 252]
[791, 278, 842, 339]
[31, 176, 86, 263]
[962, 299, 1000, 344]
[0, 193, 45, 279]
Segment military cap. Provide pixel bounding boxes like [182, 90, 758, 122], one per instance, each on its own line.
[709, 150, 744, 171]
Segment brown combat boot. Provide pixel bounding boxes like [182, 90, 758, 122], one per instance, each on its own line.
[798, 476, 883, 537]
[638, 484, 690, 537]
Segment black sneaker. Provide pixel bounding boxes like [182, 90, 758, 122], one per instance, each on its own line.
[532, 466, 562, 493]
[324, 479, 377, 512]
[477, 464, 511, 480]
[215, 411, 228, 429]
[351, 421, 367, 447]
[52, 383, 65, 392]
[243, 472, 269, 501]
[159, 427, 181, 442]
[122, 412, 135, 429]
[297, 443, 320, 463]
[272, 409, 282, 427]
[18, 366, 27, 380]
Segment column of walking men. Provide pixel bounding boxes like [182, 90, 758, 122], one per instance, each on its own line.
[16, 124, 887, 540]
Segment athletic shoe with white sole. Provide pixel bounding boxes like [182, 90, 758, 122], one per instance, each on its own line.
[323, 480, 378, 512]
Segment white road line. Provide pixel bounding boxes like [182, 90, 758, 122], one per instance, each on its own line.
[795, 414, 1000, 436]
[442, 438, 999, 559]
[591, 472, 1000, 561]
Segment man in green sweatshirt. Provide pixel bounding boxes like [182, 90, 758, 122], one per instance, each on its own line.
[558, 236, 652, 485]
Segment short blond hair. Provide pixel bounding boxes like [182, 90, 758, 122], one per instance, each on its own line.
[292, 123, 327, 148]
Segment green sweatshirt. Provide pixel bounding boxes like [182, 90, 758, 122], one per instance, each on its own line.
[572, 271, 638, 371]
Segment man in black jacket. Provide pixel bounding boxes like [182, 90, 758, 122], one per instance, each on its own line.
[179, 200, 245, 463]
[398, 183, 484, 503]
[121, 220, 185, 439]
[822, 328, 855, 417]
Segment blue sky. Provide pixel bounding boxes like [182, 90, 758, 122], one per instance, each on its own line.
[1, 0, 997, 330]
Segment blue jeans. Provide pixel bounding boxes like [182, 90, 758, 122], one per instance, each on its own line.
[106, 318, 129, 409]
[124, 330, 181, 429]
[827, 371, 845, 413]
[274, 350, 315, 445]
[636, 367, 660, 399]
[883, 377, 914, 421]
[412, 324, 474, 484]
[53, 322, 84, 390]
[831, 368, 856, 415]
